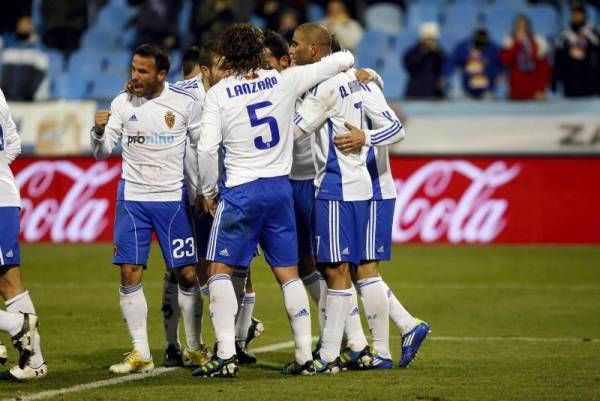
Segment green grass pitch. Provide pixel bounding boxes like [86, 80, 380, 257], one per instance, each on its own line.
[0, 244, 599, 401]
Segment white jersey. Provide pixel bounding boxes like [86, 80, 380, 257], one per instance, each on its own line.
[91, 82, 202, 202]
[175, 76, 207, 203]
[197, 51, 355, 197]
[360, 80, 405, 200]
[0, 88, 21, 208]
[295, 71, 372, 201]
[290, 97, 316, 181]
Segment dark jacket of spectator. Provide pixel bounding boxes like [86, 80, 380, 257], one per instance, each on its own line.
[128, 0, 183, 49]
[41, 0, 89, 55]
[500, 16, 550, 100]
[189, 0, 250, 46]
[554, 26, 600, 97]
[403, 44, 446, 98]
[444, 30, 502, 99]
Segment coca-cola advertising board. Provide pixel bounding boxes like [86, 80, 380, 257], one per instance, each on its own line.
[9, 157, 600, 244]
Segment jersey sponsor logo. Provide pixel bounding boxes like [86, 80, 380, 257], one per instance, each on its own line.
[128, 114, 138, 122]
[164, 111, 175, 129]
[126, 133, 175, 146]
[226, 76, 278, 98]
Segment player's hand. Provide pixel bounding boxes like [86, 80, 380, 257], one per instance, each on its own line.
[334, 122, 366, 153]
[94, 110, 111, 136]
[202, 196, 218, 217]
[355, 68, 374, 84]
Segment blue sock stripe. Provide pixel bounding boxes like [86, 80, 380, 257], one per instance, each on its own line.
[120, 283, 143, 294]
[356, 277, 382, 289]
[301, 272, 321, 285]
[207, 274, 231, 286]
[326, 289, 352, 297]
[179, 282, 200, 293]
[281, 278, 301, 290]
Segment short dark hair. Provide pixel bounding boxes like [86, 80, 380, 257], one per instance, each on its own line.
[181, 46, 200, 76]
[330, 34, 341, 52]
[219, 23, 267, 75]
[134, 44, 171, 74]
[263, 30, 289, 58]
[198, 39, 219, 68]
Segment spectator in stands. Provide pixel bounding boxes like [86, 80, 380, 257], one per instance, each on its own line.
[278, 8, 301, 42]
[41, 0, 89, 59]
[0, 1, 32, 36]
[2, 16, 41, 49]
[320, 0, 363, 52]
[189, 0, 250, 46]
[444, 29, 502, 99]
[255, 1, 307, 32]
[403, 22, 446, 99]
[128, 0, 182, 50]
[500, 15, 551, 100]
[553, 5, 600, 97]
[1, 17, 48, 101]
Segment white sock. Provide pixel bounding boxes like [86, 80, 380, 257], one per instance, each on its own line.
[320, 288, 352, 363]
[231, 270, 247, 311]
[301, 271, 322, 305]
[0, 310, 23, 336]
[344, 285, 368, 352]
[357, 277, 391, 359]
[161, 271, 180, 347]
[317, 278, 327, 338]
[281, 279, 312, 364]
[178, 281, 203, 351]
[208, 274, 237, 359]
[383, 281, 417, 334]
[117, 284, 150, 359]
[5, 290, 45, 366]
[235, 292, 255, 346]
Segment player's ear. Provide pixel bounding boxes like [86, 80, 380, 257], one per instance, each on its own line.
[157, 70, 167, 82]
[281, 55, 291, 69]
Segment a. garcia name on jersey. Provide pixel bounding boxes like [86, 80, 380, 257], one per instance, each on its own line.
[226, 76, 279, 98]
[126, 133, 176, 146]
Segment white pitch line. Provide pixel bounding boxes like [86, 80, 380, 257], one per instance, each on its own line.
[3, 335, 598, 401]
[0, 339, 305, 401]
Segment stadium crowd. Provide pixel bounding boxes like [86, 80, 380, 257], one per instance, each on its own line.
[1, 0, 599, 101]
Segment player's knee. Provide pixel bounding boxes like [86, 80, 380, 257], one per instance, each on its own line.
[120, 264, 143, 286]
[355, 261, 379, 280]
[174, 265, 198, 286]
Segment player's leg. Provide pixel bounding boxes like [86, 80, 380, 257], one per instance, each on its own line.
[151, 200, 206, 366]
[0, 206, 45, 381]
[192, 187, 260, 377]
[109, 200, 154, 374]
[161, 268, 183, 366]
[234, 268, 262, 364]
[259, 177, 313, 375]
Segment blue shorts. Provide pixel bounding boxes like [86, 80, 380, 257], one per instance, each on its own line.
[113, 200, 197, 268]
[206, 176, 298, 268]
[290, 179, 315, 258]
[0, 207, 21, 267]
[363, 199, 394, 262]
[313, 199, 369, 266]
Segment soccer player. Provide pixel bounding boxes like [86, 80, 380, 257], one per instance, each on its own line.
[193, 23, 355, 377]
[0, 87, 46, 381]
[92, 44, 204, 374]
[333, 78, 430, 369]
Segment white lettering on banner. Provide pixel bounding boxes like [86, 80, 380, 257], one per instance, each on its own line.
[15, 161, 121, 242]
[392, 160, 521, 243]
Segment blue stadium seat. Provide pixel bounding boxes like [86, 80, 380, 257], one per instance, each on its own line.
[381, 65, 406, 99]
[526, 4, 559, 38]
[483, 7, 517, 43]
[81, 26, 120, 50]
[394, 30, 419, 59]
[178, 0, 193, 44]
[61, 71, 94, 100]
[442, 3, 482, 38]
[308, 3, 324, 22]
[47, 50, 64, 78]
[406, 3, 441, 30]
[69, 49, 103, 75]
[366, 3, 403, 35]
[96, 3, 135, 31]
[356, 30, 389, 70]
[90, 74, 127, 100]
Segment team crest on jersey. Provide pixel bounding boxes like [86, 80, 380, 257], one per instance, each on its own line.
[164, 111, 175, 129]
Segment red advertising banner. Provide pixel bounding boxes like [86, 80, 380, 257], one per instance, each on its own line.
[10, 157, 600, 244]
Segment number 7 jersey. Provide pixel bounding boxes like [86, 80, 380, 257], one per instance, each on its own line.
[196, 51, 355, 198]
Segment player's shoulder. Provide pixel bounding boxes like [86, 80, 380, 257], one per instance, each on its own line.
[167, 82, 199, 102]
[110, 90, 130, 108]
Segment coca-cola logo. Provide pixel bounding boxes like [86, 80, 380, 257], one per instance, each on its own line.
[16, 160, 121, 242]
[392, 160, 521, 243]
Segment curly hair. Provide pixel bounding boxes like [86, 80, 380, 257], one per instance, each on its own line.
[218, 23, 268, 76]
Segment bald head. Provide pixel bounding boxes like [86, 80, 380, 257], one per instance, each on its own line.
[290, 23, 332, 66]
